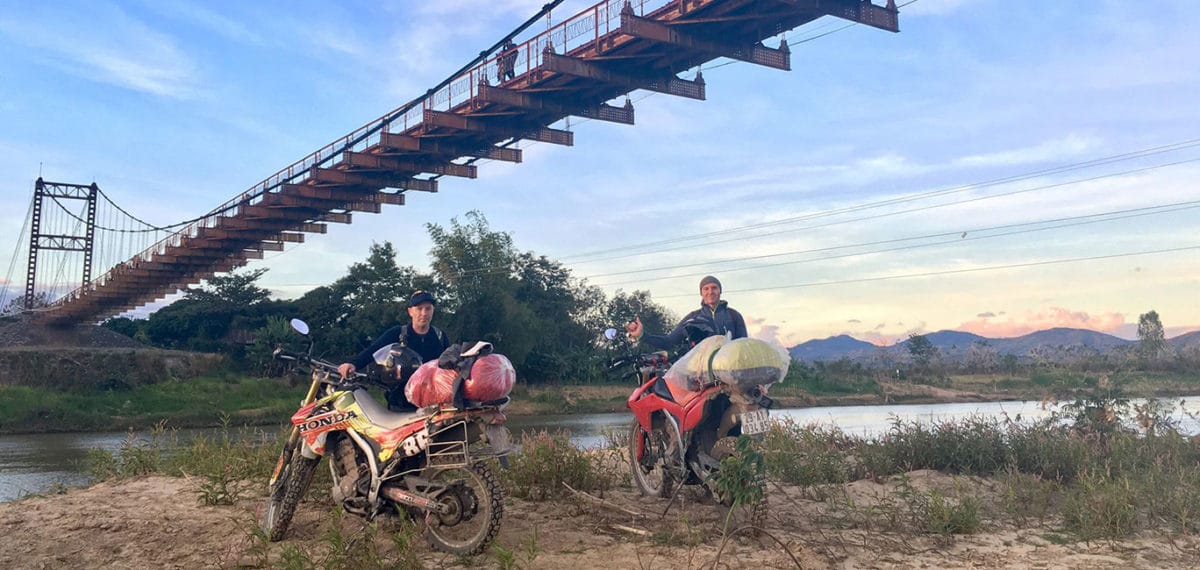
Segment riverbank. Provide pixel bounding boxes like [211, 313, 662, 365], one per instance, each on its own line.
[4, 473, 1196, 569]
[6, 414, 1200, 569]
[4, 371, 1200, 435]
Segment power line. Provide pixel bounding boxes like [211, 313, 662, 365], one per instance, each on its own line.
[561, 138, 1200, 263]
[652, 245, 1200, 299]
[585, 199, 1200, 284]
[573, 155, 1200, 269]
[437, 148, 1200, 283]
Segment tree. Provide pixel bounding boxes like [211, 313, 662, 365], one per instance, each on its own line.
[101, 316, 143, 340]
[965, 340, 999, 374]
[184, 268, 271, 308]
[1, 291, 52, 315]
[294, 241, 430, 358]
[906, 333, 937, 369]
[603, 289, 675, 342]
[1137, 310, 1166, 359]
[143, 267, 288, 355]
[427, 212, 538, 371]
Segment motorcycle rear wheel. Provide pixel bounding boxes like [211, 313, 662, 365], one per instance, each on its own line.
[423, 462, 503, 556]
[629, 417, 681, 498]
[263, 445, 320, 542]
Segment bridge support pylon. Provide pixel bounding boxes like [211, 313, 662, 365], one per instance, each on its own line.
[25, 178, 98, 309]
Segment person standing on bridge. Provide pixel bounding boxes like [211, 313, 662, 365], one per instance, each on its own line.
[498, 39, 518, 82]
[624, 275, 747, 350]
[337, 290, 451, 411]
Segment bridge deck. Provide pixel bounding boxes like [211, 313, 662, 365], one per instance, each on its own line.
[46, 0, 898, 323]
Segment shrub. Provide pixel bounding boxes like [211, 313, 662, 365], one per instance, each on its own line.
[501, 430, 621, 500]
[761, 419, 852, 485]
[1062, 472, 1139, 540]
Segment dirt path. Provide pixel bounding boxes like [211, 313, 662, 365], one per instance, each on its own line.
[2, 472, 1197, 569]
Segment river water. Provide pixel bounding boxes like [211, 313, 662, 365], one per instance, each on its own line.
[4, 397, 1198, 503]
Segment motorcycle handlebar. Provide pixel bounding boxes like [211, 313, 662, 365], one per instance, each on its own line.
[273, 347, 367, 381]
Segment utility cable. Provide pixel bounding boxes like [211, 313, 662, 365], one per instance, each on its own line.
[585, 199, 1200, 284]
[561, 139, 1200, 262]
[441, 148, 1200, 282]
[651, 245, 1200, 299]
[570, 155, 1200, 266]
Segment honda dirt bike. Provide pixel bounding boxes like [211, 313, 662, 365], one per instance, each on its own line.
[263, 319, 513, 555]
[606, 326, 774, 524]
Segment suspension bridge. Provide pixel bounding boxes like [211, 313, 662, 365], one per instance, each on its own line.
[8, 0, 899, 325]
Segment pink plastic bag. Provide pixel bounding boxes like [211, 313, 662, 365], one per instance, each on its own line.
[463, 354, 516, 401]
[405, 360, 457, 407]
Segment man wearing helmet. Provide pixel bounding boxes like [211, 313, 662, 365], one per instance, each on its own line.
[624, 275, 747, 350]
[337, 290, 450, 411]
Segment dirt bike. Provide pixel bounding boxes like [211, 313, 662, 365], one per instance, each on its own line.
[606, 325, 774, 525]
[263, 318, 513, 555]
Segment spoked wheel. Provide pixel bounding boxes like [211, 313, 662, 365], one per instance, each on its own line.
[423, 463, 503, 556]
[711, 436, 767, 533]
[629, 417, 682, 498]
[263, 443, 320, 542]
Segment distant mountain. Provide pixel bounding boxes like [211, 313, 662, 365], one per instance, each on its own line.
[789, 334, 878, 361]
[789, 327, 1138, 363]
[1171, 330, 1200, 350]
[916, 331, 984, 348]
[994, 328, 1129, 354]
[912, 330, 990, 352]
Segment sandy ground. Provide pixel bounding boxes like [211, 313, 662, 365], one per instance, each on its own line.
[2, 470, 1198, 570]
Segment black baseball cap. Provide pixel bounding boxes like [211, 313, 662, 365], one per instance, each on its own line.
[408, 290, 436, 307]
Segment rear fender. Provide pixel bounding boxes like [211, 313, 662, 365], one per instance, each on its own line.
[679, 385, 723, 433]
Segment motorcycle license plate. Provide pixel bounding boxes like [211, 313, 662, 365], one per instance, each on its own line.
[740, 409, 770, 435]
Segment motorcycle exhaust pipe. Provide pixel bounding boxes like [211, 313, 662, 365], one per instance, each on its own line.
[381, 486, 447, 514]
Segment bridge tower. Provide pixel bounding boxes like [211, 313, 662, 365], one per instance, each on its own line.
[25, 177, 98, 309]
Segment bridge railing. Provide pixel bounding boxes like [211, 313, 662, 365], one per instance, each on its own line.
[57, 0, 676, 309]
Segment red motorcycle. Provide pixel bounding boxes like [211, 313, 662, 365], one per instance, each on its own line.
[606, 326, 775, 519]
[264, 319, 513, 555]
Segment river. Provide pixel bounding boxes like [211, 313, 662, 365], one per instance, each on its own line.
[4, 397, 1198, 503]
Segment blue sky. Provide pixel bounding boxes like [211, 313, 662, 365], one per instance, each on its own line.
[1, 0, 1197, 347]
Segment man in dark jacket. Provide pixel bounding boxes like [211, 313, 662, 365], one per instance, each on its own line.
[625, 275, 747, 350]
[337, 290, 451, 411]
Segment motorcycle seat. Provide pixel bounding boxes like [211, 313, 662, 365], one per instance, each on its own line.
[353, 389, 424, 429]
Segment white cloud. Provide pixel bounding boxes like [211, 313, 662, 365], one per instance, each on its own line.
[0, 6, 201, 99]
[953, 134, 1100, 168]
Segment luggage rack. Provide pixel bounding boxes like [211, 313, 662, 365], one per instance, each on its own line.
[426, 419, 470, 468]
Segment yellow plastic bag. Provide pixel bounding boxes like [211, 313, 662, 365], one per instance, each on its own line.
[709, 338, 788, 389]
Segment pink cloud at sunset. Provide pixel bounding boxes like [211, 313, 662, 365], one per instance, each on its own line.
[853, 331, 897, 347]
[957, 307, 1127, 339]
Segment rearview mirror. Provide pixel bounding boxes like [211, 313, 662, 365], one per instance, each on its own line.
[290, 318, 310, 336]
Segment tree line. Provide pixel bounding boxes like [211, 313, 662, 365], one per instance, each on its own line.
[101, 212, 677, 384]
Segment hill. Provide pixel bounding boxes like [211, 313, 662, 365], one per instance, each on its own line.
[789, 334, 877, 361]
[786, 326, 1184, 363]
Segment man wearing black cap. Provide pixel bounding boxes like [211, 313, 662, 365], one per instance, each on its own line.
[337, 290, 450, 411]
[624, 275, 747, 350]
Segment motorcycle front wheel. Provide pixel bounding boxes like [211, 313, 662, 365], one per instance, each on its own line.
[629, 417, 681, 498]
[423, 462, 503, 556]
[262, 444, 320, 542]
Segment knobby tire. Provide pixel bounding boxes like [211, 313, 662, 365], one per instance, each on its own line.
[263, 448, 320, 542]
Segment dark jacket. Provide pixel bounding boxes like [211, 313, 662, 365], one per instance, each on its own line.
[351, 324, 450, 410]
[641, 300, 747, 351]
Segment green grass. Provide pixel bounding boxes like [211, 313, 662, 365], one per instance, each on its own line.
[0, 375, 306, 434]
[761, 407, 1200, 540]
